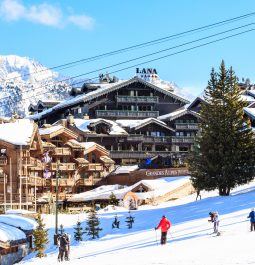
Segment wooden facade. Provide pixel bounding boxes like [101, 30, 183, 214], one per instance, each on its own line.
[0, 119, 115, 210]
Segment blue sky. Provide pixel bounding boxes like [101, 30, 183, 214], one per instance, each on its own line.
[1, 0, 255, 96]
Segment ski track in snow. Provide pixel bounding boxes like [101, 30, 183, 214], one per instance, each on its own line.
[18, 180, 255, 265]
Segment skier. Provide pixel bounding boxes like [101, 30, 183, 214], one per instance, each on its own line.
[247, 208, 255, 231]
[208, 211, 220, 235]
[155, 215, 171, 245]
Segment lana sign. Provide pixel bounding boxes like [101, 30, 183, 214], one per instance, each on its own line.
[136, 68, 158, 75]
[145, 168, 189, 177]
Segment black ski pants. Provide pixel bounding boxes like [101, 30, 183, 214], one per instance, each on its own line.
[161, 232, 167, 245]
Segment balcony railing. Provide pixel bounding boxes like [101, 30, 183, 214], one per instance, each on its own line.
[25, 176, 46, 186]
[126, 134, 144, 141]
[50, 163, 76, 171]
[110, 151, 171, 159]
[25, 157, 42, 168]
[50, 178, 75, 186]
[0, 156, 7, 165]
[53, 148, 71, 156]
[126, 135, 172, 143]
[116, 95, 159, 103]
[87, 164, 104, 171]
[75, 177, 106, 186]
[143, 136, 172, 143]
[175, 123, 199, 130]
[172, 136, 194, 143]
[96, 110, 159, 118]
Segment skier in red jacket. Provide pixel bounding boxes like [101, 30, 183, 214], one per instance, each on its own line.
[155, 215, 171, 245]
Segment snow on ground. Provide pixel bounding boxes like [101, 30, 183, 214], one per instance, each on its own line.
[19, 179, 255, 265]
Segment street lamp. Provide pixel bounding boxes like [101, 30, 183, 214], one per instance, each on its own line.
[54, 162, 61, 245]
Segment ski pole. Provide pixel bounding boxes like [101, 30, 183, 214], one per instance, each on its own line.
[154, 229, 158, 245]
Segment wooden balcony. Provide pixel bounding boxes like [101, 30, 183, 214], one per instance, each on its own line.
[110, 151, 171, 159]
[25, 157, 42, 168]
[86, 163, 104, 171]
[75, 177, 106, 186]
[0, 156, 7, 165]
[96, 110, 159, 118]
[126, 134, 144, 142]
[143, 136, 172, 143]
[53, 148, 71, 156]
[26, 176, 46, 186]
[50, 178, 75, 187]
[175, 123, 199, 130]
[116, 95, 159, 104]
[50, 163, 76, 171]
[172, 136, 194, 144]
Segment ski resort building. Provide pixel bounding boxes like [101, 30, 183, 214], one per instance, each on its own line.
[29, 69, 200, 165]
[0, 119, 114, 211]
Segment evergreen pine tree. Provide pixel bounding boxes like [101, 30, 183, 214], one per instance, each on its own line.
[74, 220, 85, 241]
[33, 214, 49, 258]
[109, 192, 118, 206]
[188, 61, 255, 195]
[125, 211, 135, 229]
[85, 209, 102, 239]
[112, 214, 120, 229]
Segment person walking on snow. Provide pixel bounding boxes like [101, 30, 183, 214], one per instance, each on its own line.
[155, 215, 171, 245]
[247, 208, 255, 231]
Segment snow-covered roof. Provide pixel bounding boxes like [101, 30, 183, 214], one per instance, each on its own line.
[0, 222, 26, 243]
[240, 95, 255, 102]
[244, 107, 255, 120]
[28, 77, 190, 120]
[0, 119, 34, 145]
[73, 118, 127, 135]
[69, 184, 129, 202]
[68, 176, 191, 202]
[158, 107, 200, 121]
[113, 165, 139, 174]
[0, 214, 37, 231]
[39, 125, 63, 135]
[115, 118, 172, 131]
[133, 177, 191, 200]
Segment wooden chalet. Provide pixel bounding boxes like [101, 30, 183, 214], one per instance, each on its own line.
[28, 69, 202, 166]
[0, 119, 115, 211]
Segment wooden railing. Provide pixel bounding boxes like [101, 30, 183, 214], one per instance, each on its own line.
[0, 156, 7, 165]
[50, 178, 75, 186]
[96, 110, 159, 118]
[50, 163, 76, 171]
[172, 136, 194, 143]
[116, 95, 159, 103]
[175, 123, 199, 130]
[110, 151, 171, 159]
[53, 148, 71, 156]
[86, 164, 104, 171]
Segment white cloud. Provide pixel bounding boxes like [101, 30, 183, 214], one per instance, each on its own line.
[27, 3, 63, 27]
[68, 15, 95, 30]
[0, 0, 95, 30]
[0, 0, 25, 21]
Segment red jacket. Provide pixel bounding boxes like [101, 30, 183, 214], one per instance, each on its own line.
[157, 217, 171, 232]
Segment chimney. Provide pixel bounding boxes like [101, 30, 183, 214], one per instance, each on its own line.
[67, 114, 74, 125]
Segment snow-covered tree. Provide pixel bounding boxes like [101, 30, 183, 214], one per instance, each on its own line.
[85, 209, 102, 239]
[189, 61, 255, 195]
[33, 214, 49, 258]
